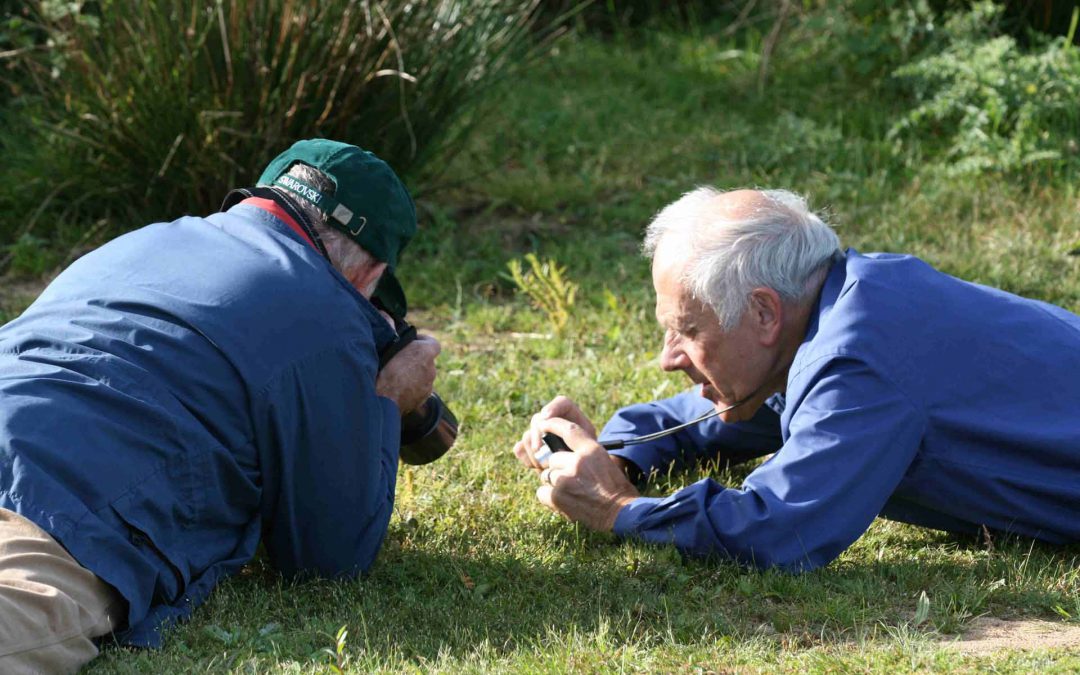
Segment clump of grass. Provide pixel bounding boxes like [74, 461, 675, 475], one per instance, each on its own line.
[0, 0, 547, 245]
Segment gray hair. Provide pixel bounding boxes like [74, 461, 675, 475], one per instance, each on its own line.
[643, 187, 842, 331]
[274, 163, 378, 288]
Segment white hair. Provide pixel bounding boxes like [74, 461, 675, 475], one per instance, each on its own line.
[643, 187, 842, 331]
[276, 163, 379, 285]
[318, 222, 379, 292]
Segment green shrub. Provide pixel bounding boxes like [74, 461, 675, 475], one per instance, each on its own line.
[794, 0, 939, 83]
[889, 1, 1080, 176]
[3, 232, 58, 277]
[0, 0, 545, 243]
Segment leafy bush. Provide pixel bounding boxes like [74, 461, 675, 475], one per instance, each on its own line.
[794, 0, 939, 83]
[0, 0, 545, 243]
[889, 1, 1080, 176]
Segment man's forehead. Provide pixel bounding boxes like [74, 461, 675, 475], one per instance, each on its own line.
[653, 258, 699, 320]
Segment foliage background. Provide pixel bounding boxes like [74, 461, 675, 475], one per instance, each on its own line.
[1, 0, 1079, 672]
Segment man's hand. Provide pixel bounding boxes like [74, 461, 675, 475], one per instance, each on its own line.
[375, 335, 440, 413]
[530, 416, 639, 532]
[513, 395, 597, 470]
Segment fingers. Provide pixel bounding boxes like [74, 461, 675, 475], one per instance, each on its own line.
[513, 436, 543, 470]
[376, 335, 441, 413]
[536, 485, 559, 514]
[513, 439, 530, 468]
[533, 416, 601, 457]
[528, 410, 547, 439]
[514, 425, 549, 469]
[543, 395, 577, 418]
[515, 397, 596, 476]
[543, 395, 597, 437]
[414, 333, 442, 358]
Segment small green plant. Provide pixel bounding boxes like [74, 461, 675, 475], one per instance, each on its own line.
[507, 252, 578, 334]
[913, 590, 931, 627]
[4, 233, 56, 277]
[323, 624, 349, 674]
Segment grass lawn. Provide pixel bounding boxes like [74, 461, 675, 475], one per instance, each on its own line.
[14, 17, 1080, 674]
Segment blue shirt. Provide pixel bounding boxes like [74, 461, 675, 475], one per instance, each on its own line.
[607, 250, 1080, 571]
[0, 204, 401, 645]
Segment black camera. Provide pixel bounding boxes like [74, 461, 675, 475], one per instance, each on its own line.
[375, 307, 459, 465]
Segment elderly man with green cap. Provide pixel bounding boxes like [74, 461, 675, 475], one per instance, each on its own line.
[0, 139, 441, 671]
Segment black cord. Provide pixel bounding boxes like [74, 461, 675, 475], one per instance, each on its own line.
[598, 395, 757, 450]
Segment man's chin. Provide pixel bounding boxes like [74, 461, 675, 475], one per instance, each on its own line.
[704, 388, 762, 423]
[718, 403, 760, 423]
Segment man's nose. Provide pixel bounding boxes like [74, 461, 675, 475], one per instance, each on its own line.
[659, 340, 689, 372]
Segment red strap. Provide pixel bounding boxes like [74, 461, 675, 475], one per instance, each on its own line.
[239, 197, 317, 251]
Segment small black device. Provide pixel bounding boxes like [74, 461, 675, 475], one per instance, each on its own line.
[375, 304, 459, 465]
[538, 396, 753, 463]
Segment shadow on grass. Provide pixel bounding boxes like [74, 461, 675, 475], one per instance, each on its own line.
[93, 544, 645, 670]
[90, 525, 1079, 671]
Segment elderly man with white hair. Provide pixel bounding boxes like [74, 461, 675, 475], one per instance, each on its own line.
[513, 188, 1080, 571]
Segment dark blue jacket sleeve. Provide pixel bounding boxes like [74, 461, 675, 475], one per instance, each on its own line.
[600, 389, 783, 478]
[612, 359, 926, 571]
[254, 340, 400, 579]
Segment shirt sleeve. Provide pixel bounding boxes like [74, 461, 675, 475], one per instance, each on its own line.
[612, 358, 926, 572]
[253, 340, 400, 579]
[600, 389, 783, 478]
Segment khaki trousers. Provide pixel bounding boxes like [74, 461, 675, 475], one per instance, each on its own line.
[0, 508, 125, 674]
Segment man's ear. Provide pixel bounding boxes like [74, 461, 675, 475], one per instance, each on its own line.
[350, 261, 388, 298]
[749, 287, 783, 346]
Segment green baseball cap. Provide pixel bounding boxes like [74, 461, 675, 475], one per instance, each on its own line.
[258, 139, 416, 317]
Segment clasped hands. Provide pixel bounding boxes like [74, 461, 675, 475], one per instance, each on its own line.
[376, 333, 440, 414]
[512, 396, 640, 531]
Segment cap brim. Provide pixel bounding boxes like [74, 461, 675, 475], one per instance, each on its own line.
[372, 270, 407, 319]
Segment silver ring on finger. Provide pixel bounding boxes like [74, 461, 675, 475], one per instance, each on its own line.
[540, 468, 554, 486]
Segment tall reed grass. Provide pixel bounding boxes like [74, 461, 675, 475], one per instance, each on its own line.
[0, 0, 545, 244]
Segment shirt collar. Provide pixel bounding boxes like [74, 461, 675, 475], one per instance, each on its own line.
[796, 248, 852, 357]
[237, 196, 318, 251]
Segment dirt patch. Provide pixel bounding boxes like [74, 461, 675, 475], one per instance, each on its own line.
[942, 617, 1080, 655]
[0, 277, 49, 315]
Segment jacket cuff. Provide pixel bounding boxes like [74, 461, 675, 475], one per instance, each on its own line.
[604, 440, 664, 484]
[612, 496, 664, 537]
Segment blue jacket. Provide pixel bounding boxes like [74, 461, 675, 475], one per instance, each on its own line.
[0, 203, 401, 646]
[607, 250, 1080, 571]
